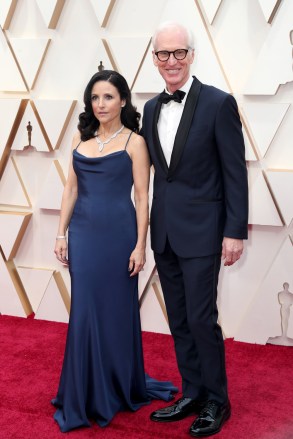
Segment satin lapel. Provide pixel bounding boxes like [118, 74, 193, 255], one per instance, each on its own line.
[168, 77, 202, 177]
[152, 99, 168, 174]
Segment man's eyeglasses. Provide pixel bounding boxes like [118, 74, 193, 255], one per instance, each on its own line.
[155, 49, 190, 62]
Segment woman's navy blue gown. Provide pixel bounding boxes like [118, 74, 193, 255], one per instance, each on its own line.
[52, 136, 177, 432]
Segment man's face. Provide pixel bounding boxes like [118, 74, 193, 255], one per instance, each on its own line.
[153, 27, 194, 93]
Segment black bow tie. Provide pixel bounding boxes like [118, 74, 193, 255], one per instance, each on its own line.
[158, 89, 186, 104]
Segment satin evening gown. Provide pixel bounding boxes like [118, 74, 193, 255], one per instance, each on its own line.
[52, 134, 177, 432]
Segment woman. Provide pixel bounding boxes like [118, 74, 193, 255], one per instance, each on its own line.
[52, 70, 176, 432]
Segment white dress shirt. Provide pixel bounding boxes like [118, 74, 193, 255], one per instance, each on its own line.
[158, 76, 194, 166]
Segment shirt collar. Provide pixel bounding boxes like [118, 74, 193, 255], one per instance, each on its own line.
[165, 76, 193, 103]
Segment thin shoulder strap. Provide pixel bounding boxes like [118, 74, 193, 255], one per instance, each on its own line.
[124, 131, 133, 150]
[75, 140, 82, 151]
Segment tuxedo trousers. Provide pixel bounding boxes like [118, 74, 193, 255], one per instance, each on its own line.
[154, 239, 228, 404]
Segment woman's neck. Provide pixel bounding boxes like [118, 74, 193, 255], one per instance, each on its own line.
[98, 121, 124, 138]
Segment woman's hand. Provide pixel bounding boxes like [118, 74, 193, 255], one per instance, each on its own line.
[54, 238, 69, 266]
[128, 247, 146, 277]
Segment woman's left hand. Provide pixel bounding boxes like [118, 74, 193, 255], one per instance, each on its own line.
[128, 247, 146, 277]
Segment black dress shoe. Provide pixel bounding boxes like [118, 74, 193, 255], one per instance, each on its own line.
[150, 397, 204, 422]
[189, 400, 231, 437]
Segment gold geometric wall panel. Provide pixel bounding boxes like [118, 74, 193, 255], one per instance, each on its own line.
[248, 166, 283, 226]
[235, 236, 293, 344]
[257, 0, 282, 23]
[106, 0, 168, 33]
[0, 98, 28, 177]
[0, 211, 32, 260]
[89, 0, 116, 27]
[266, 170, 293, 226]
[31, 100, 77, 150]
[0, 0, 17, 30]
[197, 0, 223, 24]
[16, 266, 55, 312]
[10, 100, 76, 152]
[240, 118, 258, 161]
[35, 272, 69, 323]
[243, 132, 258, 161]
[0, 157, 31, 207]
[244, 1, 293, 94]
[0, 28, 26, 91]
[241, 103, 290, 158]
[38, 160, 65, 210]
[11, 103, 50, 152]
[140, 273, 171, 334]
[0, 99, 22, 155]
[131, 43, 164, 93]
[0, 254, 27, 317]
[35, 0, 65, 29]
[9, 38, 51, 90]
[105, 37, 150, 89]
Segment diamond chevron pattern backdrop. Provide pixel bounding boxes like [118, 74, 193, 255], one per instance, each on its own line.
[0, 0, 293, 344]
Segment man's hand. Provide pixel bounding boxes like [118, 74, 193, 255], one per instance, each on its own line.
[222, 237, 244, 266]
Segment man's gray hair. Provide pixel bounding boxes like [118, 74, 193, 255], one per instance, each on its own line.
[152, 21, 195, 50]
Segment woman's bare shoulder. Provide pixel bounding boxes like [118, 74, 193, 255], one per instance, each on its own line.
[127, 131, 150, 165]
[128, 131, 147, 149]
[71, 131, 81, 149]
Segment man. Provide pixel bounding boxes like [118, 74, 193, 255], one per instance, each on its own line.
[141, 22, 248, 437]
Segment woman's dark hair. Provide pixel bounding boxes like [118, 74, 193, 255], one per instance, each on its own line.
[78, 70, 141, 141]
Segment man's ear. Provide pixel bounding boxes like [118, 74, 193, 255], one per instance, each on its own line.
[189, 49, 195, 65]
[152, 51, 158, 67]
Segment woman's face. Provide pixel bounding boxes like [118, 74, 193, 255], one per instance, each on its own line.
[91, 80, 125, 125]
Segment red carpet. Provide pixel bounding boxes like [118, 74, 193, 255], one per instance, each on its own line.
[0, 315, 292, 439]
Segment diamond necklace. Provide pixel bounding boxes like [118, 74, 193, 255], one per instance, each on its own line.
[95, 125, 124, 152]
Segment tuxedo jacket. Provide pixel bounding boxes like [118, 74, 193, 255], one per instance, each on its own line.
[141, 77, 249, 258]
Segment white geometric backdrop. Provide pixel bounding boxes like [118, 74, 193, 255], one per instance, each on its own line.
[0, 0, 293, 344]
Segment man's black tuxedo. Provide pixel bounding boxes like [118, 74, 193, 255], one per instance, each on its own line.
[141, 77, 248, 404]
[142, 77, 248, 258]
